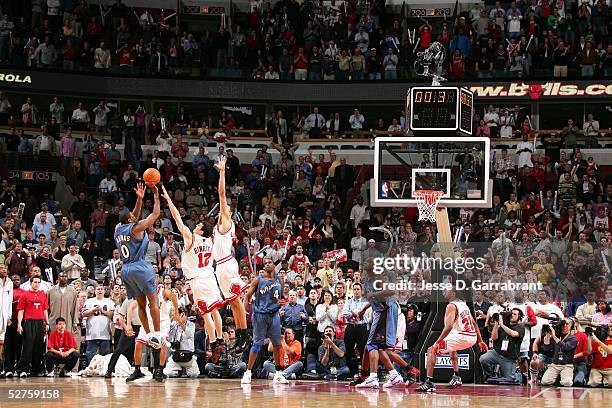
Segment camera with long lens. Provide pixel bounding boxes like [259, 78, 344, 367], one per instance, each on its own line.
[491, 310, 513, 325]
[585, 324, 609, 339]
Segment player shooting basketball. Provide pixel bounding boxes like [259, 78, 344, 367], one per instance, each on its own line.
[416, 286, 488, 392]
[114, 182, 162, 350]
[214, 156, 250, 352]
[160, 185, 226, 362]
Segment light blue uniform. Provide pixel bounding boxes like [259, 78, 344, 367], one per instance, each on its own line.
[114, 223, 156, 298]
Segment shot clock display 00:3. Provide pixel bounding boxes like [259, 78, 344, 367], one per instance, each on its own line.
[409, 87, 459, 131]
[408, 86, 474, 134]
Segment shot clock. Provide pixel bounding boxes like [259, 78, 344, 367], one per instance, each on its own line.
[408, 86, 473, 134]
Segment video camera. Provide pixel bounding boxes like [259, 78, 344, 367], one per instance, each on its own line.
[585, 324, 609, 339]
[491, 310, 513, 325]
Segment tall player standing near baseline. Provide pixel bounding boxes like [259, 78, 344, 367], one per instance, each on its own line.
[214, 156, 250, 351]
[160, 185, 226, 360]
[114, 182, 162, 348]
[416, 287, 488, 392]
[241, 257, 288, 385]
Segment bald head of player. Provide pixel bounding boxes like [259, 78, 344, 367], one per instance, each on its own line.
[120, 211, 138, 225]
[443, 285, 458, 302]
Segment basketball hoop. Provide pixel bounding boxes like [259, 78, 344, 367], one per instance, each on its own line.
[413, 190, 445, 222]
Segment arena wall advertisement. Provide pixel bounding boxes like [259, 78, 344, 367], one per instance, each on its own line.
[0, 68, 610, 102]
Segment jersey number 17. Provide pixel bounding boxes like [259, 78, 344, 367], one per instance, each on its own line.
[198, 252, 211, 268]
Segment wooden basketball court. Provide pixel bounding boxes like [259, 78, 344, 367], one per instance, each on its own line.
[0, 377, 608, 407]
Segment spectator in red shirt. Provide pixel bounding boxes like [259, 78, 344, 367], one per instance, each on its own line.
[15, 276, 49, 377]
[45, 317, 79, 376]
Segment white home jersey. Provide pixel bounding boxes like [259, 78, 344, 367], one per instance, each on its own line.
[182, 233, 214, 280]
[212, 222, 235, 265]
[451, 300, 477, 336]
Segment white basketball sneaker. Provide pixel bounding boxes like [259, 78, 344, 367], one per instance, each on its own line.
[241, 370, 252, 384]
[273, 372, 289, 384]
[383, 371, 405, 388]
[355, 375, 380, 389]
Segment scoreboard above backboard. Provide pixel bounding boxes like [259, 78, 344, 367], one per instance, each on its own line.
[408, 86, 474, 134]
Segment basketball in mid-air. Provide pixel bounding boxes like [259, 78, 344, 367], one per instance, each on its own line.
[143, 168, 161, 186]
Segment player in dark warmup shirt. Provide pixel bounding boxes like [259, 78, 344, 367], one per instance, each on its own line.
[114, 182, 162, 349]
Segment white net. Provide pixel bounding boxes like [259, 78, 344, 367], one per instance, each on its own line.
[413, 190, 444, 222]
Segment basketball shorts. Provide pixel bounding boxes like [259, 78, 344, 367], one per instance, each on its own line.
[121, 261, 157, 298]
[136, 320, 170, 346]
[252, 312, 282, 347]
[215, 259, 249, 302]
[436, 330, 476, 354]
[188, 273, 225, 315]
[367, 301, 398, 351]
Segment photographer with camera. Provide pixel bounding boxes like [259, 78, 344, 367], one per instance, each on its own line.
[586, 325, 612, 387]
[540, 319, 578, 387]
[163, 306, 199, 378]
[479, 308, 525, 381]
[204, 327, 247, 379]
[529, 322, 556, 384]
[303, 325, 349, 380]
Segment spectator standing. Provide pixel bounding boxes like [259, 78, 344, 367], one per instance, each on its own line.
[350, 228, 367, 268]
[93, 42, 111, 70]
[15, 276, 49, 377]
[49, 97, 64, 124]
[315, 291, 338, 333]
[93, 101, 110, 134]
[82, 284, 115, 363]
[349, 109, 365, 134]
[21, 97, 39, 126]
[294, 48, 308, 80]
[383, 48, 398, 80]
[47, 272, 79, 343]
[60, 128, 77, 170]
[342, 282, 368, 375]
[0, 264, 12, 365]
[60, 244, 85, 281]
[483, 105, 500, 138]
[6, 242, 30, 281]
[280, 291, 307, 343]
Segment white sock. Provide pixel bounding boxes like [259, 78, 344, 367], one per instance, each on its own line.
[368, 373, 377, 379]
[245, 369, 251, 375]
[389, 369, 398, 376]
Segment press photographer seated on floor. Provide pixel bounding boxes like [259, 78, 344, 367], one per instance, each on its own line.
[586, 324, 612, 387]
[204, 327, 247, 379]
[479, 308, 525, 382]
[540, 319, 579, 387]
[303, 325, 350, 380]
[164, 306, 199, 378]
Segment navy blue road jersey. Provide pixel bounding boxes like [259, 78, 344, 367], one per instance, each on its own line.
[253, 275, 282, 314]
[114, 223, 148, 264]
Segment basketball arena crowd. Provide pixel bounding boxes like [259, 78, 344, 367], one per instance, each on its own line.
[0, 0, 610, 79]
[0, 0, 610, 391]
